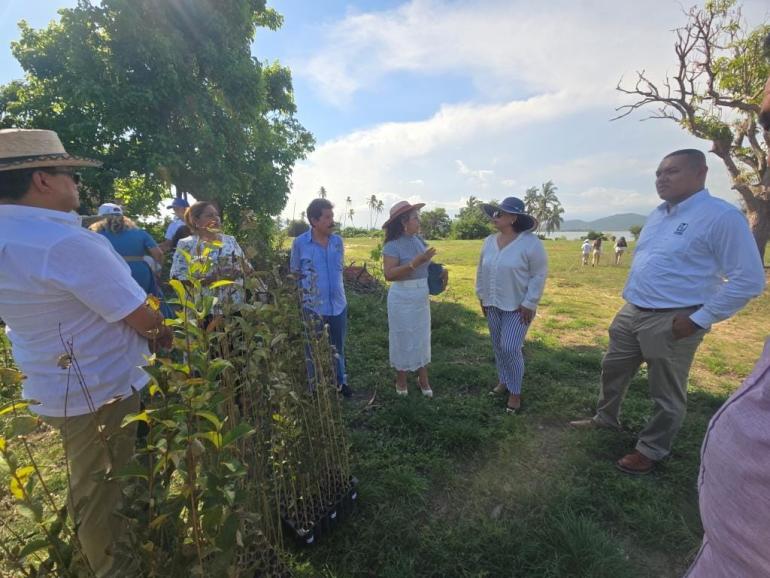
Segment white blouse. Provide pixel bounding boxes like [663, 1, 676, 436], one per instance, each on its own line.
[475, 232, 548, 311]
[170, 234, 246, 312]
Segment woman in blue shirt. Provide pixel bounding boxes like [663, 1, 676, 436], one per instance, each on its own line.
[382, 200, 442, 397]
[90, 203, 164, 300]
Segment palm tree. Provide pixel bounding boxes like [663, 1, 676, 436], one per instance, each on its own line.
[523, 186, 539, 214]
[367, 194, 379, 229]
[544, 202, 565, 234]
[533, 181, 559, 233]
[319, 186, 327, 199]
[540, 181, 559, 207]
[373, 200, 385, 228]
[348, 208, 355, 227]
[343, 196, 352, 227]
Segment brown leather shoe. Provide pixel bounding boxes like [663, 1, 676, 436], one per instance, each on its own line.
[489, 383, 507, 395]
[615, 450, 656, 475]
[505, 393, 521, 414]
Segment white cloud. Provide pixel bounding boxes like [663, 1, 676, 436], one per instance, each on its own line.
[289, 91, 593, 221]
[286, 0, 764, 223]
[299, 0, 727, 107]
[455, 160, 494, 186]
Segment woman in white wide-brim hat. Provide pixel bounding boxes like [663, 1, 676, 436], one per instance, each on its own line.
[476, 196, 548, 414]
[382, 200, 438, 397]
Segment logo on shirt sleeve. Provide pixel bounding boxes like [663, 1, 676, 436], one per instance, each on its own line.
[673, 222, 688, 235]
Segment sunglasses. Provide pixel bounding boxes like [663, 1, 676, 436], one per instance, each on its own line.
[42, 169, 82, 185]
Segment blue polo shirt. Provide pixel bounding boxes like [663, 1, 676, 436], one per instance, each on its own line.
[290, 230, 347, 316]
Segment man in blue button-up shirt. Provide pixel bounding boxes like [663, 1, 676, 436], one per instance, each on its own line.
[290, 198, 351, 396]
[571, 149, 765, 475]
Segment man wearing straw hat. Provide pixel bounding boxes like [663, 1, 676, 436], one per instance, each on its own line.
[0, 128, 171, 576]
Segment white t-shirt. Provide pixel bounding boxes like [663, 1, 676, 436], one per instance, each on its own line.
[581, 241, 592, 255]
[165, 217, 185, 241]
[0, 205, 150, 417]
[475, 232, 548, 311]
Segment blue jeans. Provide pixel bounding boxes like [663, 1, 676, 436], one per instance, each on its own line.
[303, 307, 348, 389]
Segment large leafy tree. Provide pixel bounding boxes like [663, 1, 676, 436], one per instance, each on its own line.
[0, 0, 313, 224]
[614, 0, 769, 259]
[419, 207, 452, 239]
[452, 195, 492, 239]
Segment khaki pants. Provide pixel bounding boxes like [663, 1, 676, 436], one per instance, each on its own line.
[42, 392, 140, 577]
[595, 303, 706, 461]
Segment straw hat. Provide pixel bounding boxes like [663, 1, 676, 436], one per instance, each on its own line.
[381, 200, 426, 229]
[0, 128, 101, 172]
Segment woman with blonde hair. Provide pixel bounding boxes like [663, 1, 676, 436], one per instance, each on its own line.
[90, 203, 164, 297]
[170, 201, 248, 314]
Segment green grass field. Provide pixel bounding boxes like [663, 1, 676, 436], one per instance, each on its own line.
[298, 237, 768, 578]
[2, 237, 768, 577]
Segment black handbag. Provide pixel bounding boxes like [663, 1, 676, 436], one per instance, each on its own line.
[427, 262, 445, 295]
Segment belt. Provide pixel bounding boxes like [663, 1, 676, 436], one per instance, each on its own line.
[632, 304, 701, 313]
[392, 278, 427, 288]
[123, 256, 147, 262]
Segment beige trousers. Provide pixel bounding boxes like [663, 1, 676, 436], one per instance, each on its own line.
[595, 303, 706, 461]
[42, 392, 140, 577]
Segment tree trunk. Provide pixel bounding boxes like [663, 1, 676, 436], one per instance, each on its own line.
[745, 196, 770, 264]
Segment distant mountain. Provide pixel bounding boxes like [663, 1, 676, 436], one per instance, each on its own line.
[561, 213, 647, 231]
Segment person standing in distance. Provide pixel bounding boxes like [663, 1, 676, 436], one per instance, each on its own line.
[570, 149, 765, 475]
[159, 196, 189, 251]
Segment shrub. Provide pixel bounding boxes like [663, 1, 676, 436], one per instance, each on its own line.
[285, 219, 309, 236]
[420, 208, 452, 240]
[585, 230, 607, 241]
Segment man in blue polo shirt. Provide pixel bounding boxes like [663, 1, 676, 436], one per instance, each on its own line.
[290, 198, 352, 397]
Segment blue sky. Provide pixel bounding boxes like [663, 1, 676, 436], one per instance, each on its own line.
[2, 0, 768, 225]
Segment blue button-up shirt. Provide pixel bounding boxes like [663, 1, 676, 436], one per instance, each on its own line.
[290, 229, 347, 316]
[623, 189, 765, 329]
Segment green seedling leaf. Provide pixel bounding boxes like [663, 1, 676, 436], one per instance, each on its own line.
[0, 368, 24, 385]
[121, 410, 150, 427]
[9, 415, 38, 437]
[222, 423, 255, 447]
[195, 411, 222, 430]
[0, 400, 30, 416]
[209, 280, 235, 289]
[195, 431, 222, 449]
[10, 465, 35, 499]
[19, 539, 50, 558]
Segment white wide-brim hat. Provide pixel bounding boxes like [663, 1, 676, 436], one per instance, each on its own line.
[0, 128, 102, 172]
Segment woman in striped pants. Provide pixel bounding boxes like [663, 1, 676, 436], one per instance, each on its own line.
[476, 197, 548, 413]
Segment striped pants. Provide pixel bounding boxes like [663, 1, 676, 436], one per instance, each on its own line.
[486, 307, 530, 394]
